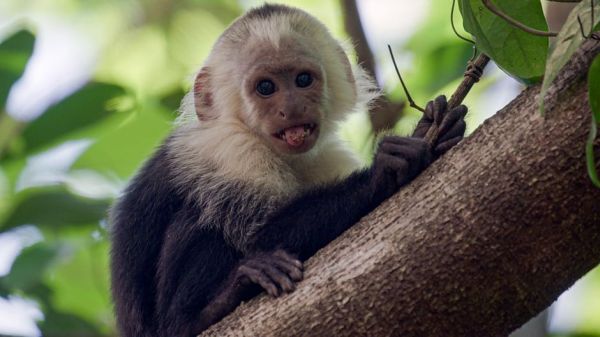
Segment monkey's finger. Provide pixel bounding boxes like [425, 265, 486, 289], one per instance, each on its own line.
[271, 256, 303, 282]
[432, 95, 448, 126]
[380, 135, 427, 148]
[379, 144, 423, 166]
[377, 153, 409, 184]
[258, 262, 296, 293]
[272, 251, 304, 280]
[238, 265, 280, 297]
[273, 250, 303, 270]
[424, 99, 435, 121]
[434, 135, 463, 155]
[380, 140, 429, 160]
[438, 105, 466, 137]
[438, 119, 466, 144]
[412, 123, 430, 138]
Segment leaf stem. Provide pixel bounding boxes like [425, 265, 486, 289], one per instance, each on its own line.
[482, 0, 558, 37]
[451, 0, 476, 44]
[387, 45, 425, 113]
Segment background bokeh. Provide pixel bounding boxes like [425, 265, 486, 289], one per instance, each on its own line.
[0, 0, 598, 336]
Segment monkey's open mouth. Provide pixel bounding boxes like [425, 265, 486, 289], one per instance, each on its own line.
[273, 123, 318, 148]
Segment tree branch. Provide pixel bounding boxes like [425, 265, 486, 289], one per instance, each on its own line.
[200, 39, 600, 337]
[340, 0, 403, 133]
[424, 53, 491, 145]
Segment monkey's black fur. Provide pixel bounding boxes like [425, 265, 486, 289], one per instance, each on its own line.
[110, 94, 466, 336]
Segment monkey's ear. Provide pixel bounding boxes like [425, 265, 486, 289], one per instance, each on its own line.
[194, 67, 216, 121]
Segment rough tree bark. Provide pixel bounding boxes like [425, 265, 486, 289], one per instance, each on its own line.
[200, 39, 600, 337]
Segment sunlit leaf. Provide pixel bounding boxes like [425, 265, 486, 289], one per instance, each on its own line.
[586, 54, 600, 188]
[21, 82, 126, 154]
[0, 242, 60, 292]
[0, 186, 110, 230]
[0, 29, 35, 108]
[169, 9, 226, 70]
[540, 1, 600, 114]
[72, 102, 174, 178]
[96, 25, 182, 96]
[40, 309, 101, 337]
[45, 230, 113, 333]
[459, 0, 548, 84]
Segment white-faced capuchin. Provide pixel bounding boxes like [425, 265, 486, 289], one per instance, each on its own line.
[110, 4, 467, 337]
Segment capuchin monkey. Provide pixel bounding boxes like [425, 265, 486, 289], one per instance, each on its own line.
[110, 4, 467, 337]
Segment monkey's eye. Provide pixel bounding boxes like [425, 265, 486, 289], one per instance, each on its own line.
[295, 72, 313, 88]
[256, 80, 276, 96]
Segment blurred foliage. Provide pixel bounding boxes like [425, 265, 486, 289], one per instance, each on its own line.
[0, 0, 599, 336]
[540, 0, 600, 114]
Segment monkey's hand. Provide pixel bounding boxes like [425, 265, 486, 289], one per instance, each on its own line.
[370, 136, 431, 198]
[235, 249, 303, 298]
[412, 95, 467, 158]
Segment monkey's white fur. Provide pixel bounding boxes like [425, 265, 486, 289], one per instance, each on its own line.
[172, 5, 379, 203]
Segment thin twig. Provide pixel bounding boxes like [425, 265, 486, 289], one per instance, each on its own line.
[577, 0, 600, 40]
[448, 53, 491, 108]
[387, 45, 425, 113]
[482, 0, 558, 37]
[423, 53, 491, 145]
[451, 0, 476, 44]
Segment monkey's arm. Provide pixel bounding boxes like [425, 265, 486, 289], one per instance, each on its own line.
[251, 161, 397, 260]
[155, 227, 239, 336]
[110, 147, 182, 337]
[252, 96, 466, 260]
[156, 225, 302, 336]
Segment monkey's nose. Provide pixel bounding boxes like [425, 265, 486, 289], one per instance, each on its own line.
[279, 111, 286, 119]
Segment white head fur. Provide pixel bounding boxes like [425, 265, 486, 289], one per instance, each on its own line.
[172, 4, 378, 197]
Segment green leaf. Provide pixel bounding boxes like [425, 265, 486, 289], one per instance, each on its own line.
[0, 242, 60, 292]
[20, 82, 126, 154]
[586, 54, 600, 188]
[540, 1, 600, 114]
[44, 234, 113, 333]
[73, 102, 173, 178]
[0, 29, 35, 109]
[40, 309, 101, 337]
[459, 0, 548, 84]
[0, 186, 111, 230]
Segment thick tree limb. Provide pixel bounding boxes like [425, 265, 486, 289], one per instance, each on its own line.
[200, 39, 600, 337]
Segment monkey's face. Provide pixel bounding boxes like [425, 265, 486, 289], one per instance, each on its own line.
[242, 55, 325, 155]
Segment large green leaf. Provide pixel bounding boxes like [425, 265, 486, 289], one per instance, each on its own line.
[540, 2, 600, 114]
[0, 29, 35, 109]
[73, 102, 174, 178]
[0, 186, 110, 230]
[20, 82, 126, 155]
[459, 0, 548, 84]
[44, 231, 113, 334]
[0, 242, 60, 292]
[40, 309, 101, 337]
[586, 54, 600, 188]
